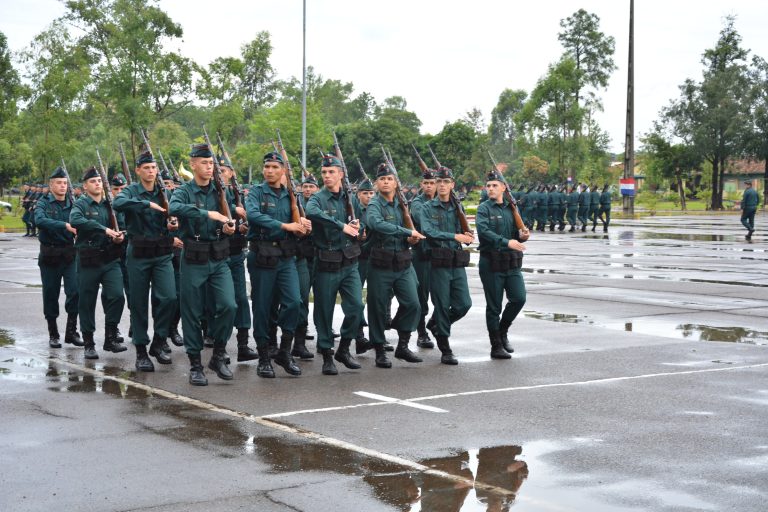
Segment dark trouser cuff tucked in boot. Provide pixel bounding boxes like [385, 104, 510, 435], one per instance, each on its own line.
[236, 328, 258, 362]
[47, 318, 61, 348]
[374, 344, 392, 368]
[489, 330, 512, 359]
[290, 325, 314, 360]
[188, 353, 207, 386]
[394, 331, 423, 363]
[498, 319, 515, 354]
[149, 334, 172, 364]
[208, 346, 233, 380]
[273, 333, 301, 376]
[64, 315, 83, 346]
[334, 338, 361, 369]
[321, 348, 338, 375]
[436, 335, 458, 365]
[416, 316, 434, 349]
[104, 324, 127, 353]
[135, 344, 155, 372]
[82, 332, 99, 360]
[256, 347, 275, 378]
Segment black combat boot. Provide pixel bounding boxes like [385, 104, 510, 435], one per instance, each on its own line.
[549, 223, 555, 232]
[581, 224, 587, 232]
[334, 338, 361, 369]
[321, 348, 338, 375]
[416, 316, 434, 349]
[568, 225, 575, 232]
[394, 331, 422, 363]
[47, 318, 61, 348]
[489, 330, 512, 359]
[148, 333, 172, 364]
[256, 347, 275, 378]
[436, 335, 458, 365]
[208, 346, 233, 380]
[591, 223, 597, 232]
[236, 328, 258, 362]
[603, 223, 608, 233]
[82, 332, 99, 360]
[355, 327, 372, 354]
[135, 344, 155, 372]
[161, 337, 171, 354]
[267, 324, 279, 359]
[64, 315, 83, 346]
[168, 325, 183, 347]
[104, 324, 127, 353]
[273, 332, 301, 376]
[559, 222, 566, 231]
[290, 325, 314, 360]
[498, 318, 515, 353]
[188, 353, 207, 386]
[374, 344, 392, 369]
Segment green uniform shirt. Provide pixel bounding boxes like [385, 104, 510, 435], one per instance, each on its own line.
[566, 190, 579, 207]
[742, 188, 760, 209]
[600, 190, 612, 207]
[366, 194, 413, 252]
[168, 180, 228, 242]
[305, 187, 357, 251]
[113, 182, 172, 238]
[476, 198, 521, 253]
[34, 193, 75, 246]
[590, 190, 601, 206]
[70, 195, 113, 248]
[245, 181, 293, 241]
[421, 198, 462, 250]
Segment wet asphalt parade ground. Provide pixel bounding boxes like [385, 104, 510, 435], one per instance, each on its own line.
[1, 212, 767, 512]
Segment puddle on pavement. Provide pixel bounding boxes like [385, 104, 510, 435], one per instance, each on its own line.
[524, 310, 768, 345]
[637, 232, 737, 242]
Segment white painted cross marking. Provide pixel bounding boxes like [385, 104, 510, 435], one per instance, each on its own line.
[355, 391, 448, 413]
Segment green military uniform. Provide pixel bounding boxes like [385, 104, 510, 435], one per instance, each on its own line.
[598, 185, 612, 232]
[245, 152, 302, 377]
[408, 179, 436, 348]
[577, 185, 589, 231]
[293, 178, 318, 359]
[589, 186, 601, 231]
[69, 169, 126, 359]
[566, 185, 579, 231]
[226, 184, 257, 358]
[305, 157, 364, 374]
[113, 154, 177, 371]
[476, 172, 526, 359]
[547, 186, 557, 230]
[365, 163, 424, 367]
[556, 186, 567, 230]
[521, 187, 535, 229]
[169, 143, 237, 386]
[34, 168, 81, 348]
[420, 172, 472, 365]
[741, 181, 759, 240]
[535, 187, 547, 231]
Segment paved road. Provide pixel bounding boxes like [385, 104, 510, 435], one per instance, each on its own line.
[1, 213, 766, 511]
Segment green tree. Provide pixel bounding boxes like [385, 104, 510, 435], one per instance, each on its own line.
[0, 31, 24, 125]
[0, 140, 35, 195]
[641, 131, 702, 210]
[489, 89, 527, 155]
[746, 55, 768, 204]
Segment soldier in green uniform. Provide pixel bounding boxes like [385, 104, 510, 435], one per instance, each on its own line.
[113, 151, 178, 371]
[589, 184, 601, 232]
[556, 184, 567, 231]
[476, 170, 528, 359]
[547, 185, 557, 231]
[741, 179, 760, 240]
[305, 154, 365, 375]
[291, 173, 320, 360]
[69, 167, 126, 359]
[565, 184, 579, 232]
[168, 143, 237, 386]
[577, 183, 589, 231]
[419, 166, 473, 364]
[598, 184, 612, 233]
[365, 163, 426, 368]
[35, 167, 82, 348]
[408, 168, 437, 349]
[246, 152, 311, 378]
[109, 173, 130, 344]
[353, 178, 377, 353]
[535, 185, 547, 232]
[521, 185, 535, 229]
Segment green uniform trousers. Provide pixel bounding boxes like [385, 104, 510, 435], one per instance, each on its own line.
[77, 257, 125, 335]
[180, 255, 236, 355]
[413, 256, 431, 320]
[567, 206, 578, 226]
[228, 251, 251, 329]
[741, 208, 756, 231]
[127, 246, 176, 345]
[248, 255, 300, 346]
[577, 206, 587, 225]
[119, 251, 130, 309]
[429, 266, 471, 336]
[39, 258, 78, 320]
[312, 263, 364, 349]
[296, 257, 311, 329]
[478, 256, 526, 332]
[357, 257, 369, 327]
[598, 206, 611, 227]
[367, 264, 420, 344]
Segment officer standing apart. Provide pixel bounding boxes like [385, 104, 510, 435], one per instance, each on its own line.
[305, 154, 365, 375]
[476, 170, 528, 359]
[420, 166, 473, 365]
[169, 143, 237, 386]
[113, 151, 178, 372]
[35, 167, 82, 349]
[69, 166, 126, 359]
[246, 152, 311, 378]
[365, 163, 426, 368]
[741, 179, 759, 241]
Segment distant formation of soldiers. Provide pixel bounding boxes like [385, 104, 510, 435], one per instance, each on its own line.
[35, 135, 630, 387]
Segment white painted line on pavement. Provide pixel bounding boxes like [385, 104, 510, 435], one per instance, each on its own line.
[354, 391, 448, 413]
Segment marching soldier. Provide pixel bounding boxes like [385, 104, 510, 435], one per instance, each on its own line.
[589, 183, 601, 232]
[420, 166, 473, 364]
[598, 184, 612, 232]
[69, 166, 126, 360]
[169, 143, 237, 386]
[408, 168, 437, 349]
[246, 152, 311, 378]
[305, 154, 365, 375]
[365, 163, 426, 368]
[113, 151, 178, 372]
[353, 178, 377, 353]
[566, 184, 579, 232]
[34, 167, 82, 348]
[741, 179, 760, 240]
[292, 173, 320, 360]
[476, 170, 527, 359]
[110, 173, 129, 344]
[577, 184, 589, 232]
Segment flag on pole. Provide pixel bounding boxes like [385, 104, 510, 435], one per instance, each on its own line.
[620, 178, 635, 196]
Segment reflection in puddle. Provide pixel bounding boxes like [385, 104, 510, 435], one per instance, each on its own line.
[524, 311, 594, 324]
[0, 328, 15, 346]
[637, 232, 735, 242]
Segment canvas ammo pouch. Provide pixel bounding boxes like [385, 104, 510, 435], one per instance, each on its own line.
[316, 249, 343, 272]
[210, 239, 230, 261]
[430, 247, 454, 268]
[342, 244, 361, 263]
[298, 238, 315, 260]
[249, 241, 284, 269]
[103, 242, 124, 263]
[132, 236, 173, 258]
[393, 249, 413, 271]
[40, 245, 76, 266]
[184, 240, 211, 265]
[278, 238, 297, 258]
[453, 249, 470, 268]
[484, 251, 511, 272]
[370, 248, 395, 270]
[78, 246, 103, 268]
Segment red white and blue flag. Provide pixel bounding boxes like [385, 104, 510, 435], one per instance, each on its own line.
[620, 178, 635, 196]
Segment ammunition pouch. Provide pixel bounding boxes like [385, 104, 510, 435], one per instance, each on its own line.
[39, 245, 76, 267]
[370, 248, 394, 270]
[183, 240, 211, 265]
[210, 239, 230, 261]
[298, 238, 315, 260]
[78, 247, 103, 268]
[131, 236, 173, 259]
[228, 236, 248, 256]
[393, 249, 413, 271]
[278, 238, 297, 258]
[430, 247, 454, 268]
[482, 250, 523, 272]
[418, 248, 432, 261]
[454, 249, 470, 268]
[342, 244, 361, 261]
[316, 250, 344, 272]
[249, 241, 285, 269]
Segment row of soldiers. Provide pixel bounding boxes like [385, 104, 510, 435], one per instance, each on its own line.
[34, 137, 529, 386]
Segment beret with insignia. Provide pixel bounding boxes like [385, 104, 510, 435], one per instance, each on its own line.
[218, 153, 233, 169]
[376, 162, 393, 178]
[49, 166, 67, 180]
[136, 151, 155, 166]
[357, 179, 374, 191]
[82, 166, 100, 181]
[190, 143, 213, 158]
[160, 168, 172, 181]
[435, 166, 453, 180]
[302, 174, 318, 186]
[110, 173, 127, 187]
[321, 153, 342, 168]
[263, 151, 284, 165]
[421, 168, 436, 180]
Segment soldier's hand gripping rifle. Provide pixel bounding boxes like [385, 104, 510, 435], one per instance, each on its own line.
[273, 133, 304, 222]
[379, 144, 415, 231]
[118, 143, 133, 184]
[139, 128, 176, 227]
[332, 132, 357, 227]
[216, 131, 247, 227]
[60, 158, 75, 205]
[202, 125, 234, 229]
[95, 149, 122, 234]
[487, 150, 529, 242]
[421, 144, 473, 241]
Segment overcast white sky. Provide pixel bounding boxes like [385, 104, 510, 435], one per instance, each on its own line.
[3, 0, 768, 153]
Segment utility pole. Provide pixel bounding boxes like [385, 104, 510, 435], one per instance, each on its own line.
[301, 0, 307, 169]
[622, 0, 635, 214]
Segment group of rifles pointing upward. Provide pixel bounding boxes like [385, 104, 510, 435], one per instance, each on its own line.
[34, 129, 533, 386]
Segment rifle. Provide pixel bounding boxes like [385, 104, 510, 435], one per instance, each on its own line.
[274, 131, 304, 221]
[60, 158, 75, 205]
[139, 128, 173, 223]
[332, 132, 357, 225]
[167, 156, 182, 183]
[118, 143, 133, 184]
[379, 144, 414, 230]
[356, 158, 370, 182]
[95, 149, 121, 232]
[418, 144, 472, 238]
[216, 131, 246, 224]
[201, 125, 234, 227]
[158, 152, 172, 182]
[295, 154, 312, 180]
[487, 150, 529, 241]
